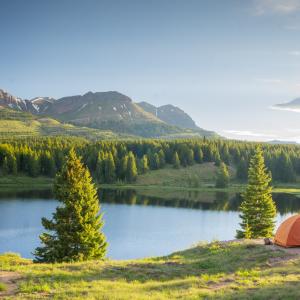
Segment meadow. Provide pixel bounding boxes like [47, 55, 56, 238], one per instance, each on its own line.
[1, 240, 300, 299]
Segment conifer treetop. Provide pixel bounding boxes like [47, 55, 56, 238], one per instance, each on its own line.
[34, 148, 107, 263]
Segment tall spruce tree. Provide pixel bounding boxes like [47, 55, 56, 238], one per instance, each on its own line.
[151, 153, 160, 169]
[126, 151, 138, 182]
[186, 149, 194, 165]
[215, 162, 230, 188]
[194, 146, 203, 163]
[2, 157, 9, 175]
[40, 151, 56, 177]
[119, 155, 128, 180]
[213, 149, 221, 166]
[236, 147, 276, 238]
[28, 152, 40, 177]
[104, 152, 116, 183]
[95, 152, 104, 183]
[172, 151, 180, 169]
[10, 155, 17, 175]
[158, 149, 166, 168]
[139, 155, 149, 174]
[34, 149, 107, 263]
[236, 157, 248, 181]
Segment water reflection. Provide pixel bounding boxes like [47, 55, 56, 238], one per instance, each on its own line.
[99, 189, 300, 215]
[0, 188, 299, 215]
[0, 188, 299, 259]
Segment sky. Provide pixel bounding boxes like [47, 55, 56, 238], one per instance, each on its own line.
[1, 0, 300, 142]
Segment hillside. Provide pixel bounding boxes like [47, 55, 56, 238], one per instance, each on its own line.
[0, 108, 126, 139]
[44, 91, 161, 123]
[0, 240, 298, 299]
[44, 91, 184, 137]
[42, 91, 215, 137]
[0, 89, 216, 138]
[138, 101, 199, 129]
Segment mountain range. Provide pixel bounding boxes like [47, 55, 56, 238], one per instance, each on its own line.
[0, 89, 215, 138]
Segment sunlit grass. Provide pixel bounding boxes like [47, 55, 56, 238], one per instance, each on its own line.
[1, 240, 299, 299]
[0, 282, 7, 292]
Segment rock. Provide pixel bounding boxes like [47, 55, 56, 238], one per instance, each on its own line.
[264, 238, 273, 245]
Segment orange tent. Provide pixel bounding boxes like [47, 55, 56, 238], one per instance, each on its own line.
[274, 214, 300, 247]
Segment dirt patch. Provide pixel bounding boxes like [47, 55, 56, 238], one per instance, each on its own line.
[209, 277, 235, 290]
[266, 255, 296, 267]
[270, 244, 300, 255]
[219, 239, 300, 266]
[263, 243, 300, 266]
[0, 271, 22, 298]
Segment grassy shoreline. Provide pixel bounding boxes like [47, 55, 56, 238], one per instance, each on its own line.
[1, 240, 300, 299]
[0, 175, 300, 196]
[0, 176, 53, 191]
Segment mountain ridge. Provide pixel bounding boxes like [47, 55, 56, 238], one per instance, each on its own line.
[137, 101, 199, 130]
[0, 89, 216, 138]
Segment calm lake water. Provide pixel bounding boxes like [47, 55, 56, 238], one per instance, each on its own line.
[0, 189, 299, 260]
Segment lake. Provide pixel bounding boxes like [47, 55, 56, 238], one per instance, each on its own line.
[0, 189, 299, 260]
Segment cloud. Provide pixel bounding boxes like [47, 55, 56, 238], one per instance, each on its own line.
[223, 130, 277, 138]
[288, 50, 300, 56]
[270, 105, 300, 113]
[222, 129, 300, 143]
[254, 0, 300, 15]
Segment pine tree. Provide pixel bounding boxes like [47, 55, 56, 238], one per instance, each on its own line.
[2, 157, 9, 175]
[158, 149, 166, 168]
[215, 162, 230, 188]
[213, 149, 221, 166]
[10, 155, 17, 175]
[139, 155, 149, 174]
[194, 146, 203, 163]
[244, 222, 252, 239]
[236, 158, 248, 181]
[277, 152, 296, 182]
[119, 155, 128, 180]
[95, 152, 104, 183]
[236, 147, 276, 238]
[221, 144, 230, 165]
[34, 149, 107, 263]
[151, 153, 160, 170]
[172, 151, 180, 169]
[186, 149, 194, 165]
[126, 151, 138, 182]
[104, 152, 116, 183]
[28, 153, 40, 177]
[7, 154, 17, 175]
[202, 144, 213, 162]
[41, 151, 56, 177]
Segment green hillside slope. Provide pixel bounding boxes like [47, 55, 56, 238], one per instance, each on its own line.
[0, 108, 127, 139]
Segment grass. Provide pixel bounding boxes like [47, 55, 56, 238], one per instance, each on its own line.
[1, 163, 300, 196]
[136, 162, 221, 186]
[0, 176, 53, 190]
[103, 163, 300, 196]
[104, 162, 244, 193]
[0, 282, 7, 292]
[1, 240, 300, 299]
